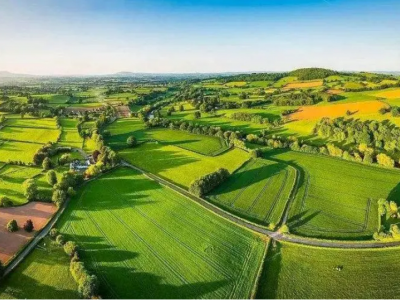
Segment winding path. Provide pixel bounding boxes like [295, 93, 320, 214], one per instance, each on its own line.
[121, 161, 400, 249]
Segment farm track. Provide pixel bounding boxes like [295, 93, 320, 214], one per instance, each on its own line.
[121, 161, 400, 249]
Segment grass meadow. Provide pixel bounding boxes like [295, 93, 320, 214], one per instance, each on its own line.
[120, 143, 249, 188]
[208, 158, 296, 225]
[57, 168, 266, 299]
[265, 149, 400, 239]
[257, 242, 400, 299]
[0, 165, 43, 205]
[0, 117, 60, 163]
[58, 118, 82, 148]
[0, 238, 79, 299]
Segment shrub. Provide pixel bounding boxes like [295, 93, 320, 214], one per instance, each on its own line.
[52, 189, 67, 207]
[0, 196, 13, 207]
[59, 153, 71, 165]
[49, 228, 59, 239]
[7, 219, 18, 232]
[64, 241, 79, 257]
[78, 274, 99, 299]
[23, 219, 34, 232]
[67, 187, 76, 197]
[377, 153, 395, 168]
[250, 148, 262, 158]
[126, 135, 137, 147]
[22, 179, 38, 201]
[47, 170, 58, 186]
[279, 224, 290, 234]
[189, 168, 230, 197]
[56, 234, 66, 246]
[42, 157, 52, 170]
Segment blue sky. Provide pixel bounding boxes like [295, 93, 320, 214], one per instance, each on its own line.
[0, 0, 399, 75]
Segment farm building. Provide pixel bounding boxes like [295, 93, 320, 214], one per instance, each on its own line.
[69, 159, 91, 172]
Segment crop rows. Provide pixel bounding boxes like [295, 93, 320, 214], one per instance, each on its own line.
[58, 168, 266, 299]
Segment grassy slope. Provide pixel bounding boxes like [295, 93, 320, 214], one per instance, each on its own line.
[120, 143, 249, 188]
[58, 168, 266, 299]
[0, 238, 79, 299]
[265, 149, 400, 239]
[257, 241, 400, 299]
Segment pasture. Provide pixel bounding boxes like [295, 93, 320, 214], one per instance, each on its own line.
[0, 165, 43, 205]
[58, 118, 82, 148]
[120, 143, 249, 188]
[257, 242, 400, 299]
[0, 237, 79, 299]
[0, 117, 60, 163]
[264, 149, 400, 239]
[106, 118, 229, 156]
[208, 158, 296, 225]
[58, 168, 266, 299]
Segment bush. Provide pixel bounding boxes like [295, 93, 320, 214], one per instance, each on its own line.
[126, 135, 137, 147]
[59, 153, 71, 165]
[0, 196, 13, 207]
[22, 179, 38, 201]
[52, 189, 67, 207]
[250, 148, 262, 158]
[47, 170, 58, 186]
[279, 224, 290, 234]
[189, 168, 230, 197]
[23, 219, 34, 232]
[78, 274, 99, 299]
[64, 241, 79, 257]
[56, 234, 66, 245]
[7, 219, 18, 232]
[67, 187, 76, 197]
[42, 157, 52, 170]
[49, 228, 59, 239]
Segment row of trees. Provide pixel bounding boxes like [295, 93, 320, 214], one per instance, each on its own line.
[189, 168, 230, 196]
[272, 90, 338, 106]
[229, 112, 282, 126]
[50, 229, 99, 298]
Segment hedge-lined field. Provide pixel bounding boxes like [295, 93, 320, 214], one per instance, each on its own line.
[208, 158, 295, 225]
[120, 143, 249, 188]
[257, 242, 400, 299]
[106, 119, 228, 155]
[265, 149, 400, 239]
[0, 165, 43, 205]
[0, 238, 79, 299]
[0, 117, 60, 163]
[58, 168, 266, 299]
[58, 118, 82, 148]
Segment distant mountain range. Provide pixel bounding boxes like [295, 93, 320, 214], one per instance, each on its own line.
[0, 70, 399, 78]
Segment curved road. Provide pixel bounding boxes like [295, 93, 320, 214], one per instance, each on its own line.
[121, 161, 400, 249]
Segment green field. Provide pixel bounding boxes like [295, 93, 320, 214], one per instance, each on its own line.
[57, 168, 266, 299]
[120, 143, 249, 188]
[0, 165, 45, 205]
[257, 242, 400, 299]
[0, 117, 60, 163]
[0, 238, 79, 299]
[264, 149, 400, 239]
[58, 118, 82, 148]
[208, 158, 296, 225]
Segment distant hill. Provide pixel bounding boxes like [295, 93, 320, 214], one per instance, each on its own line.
[289, 68, 338, 80]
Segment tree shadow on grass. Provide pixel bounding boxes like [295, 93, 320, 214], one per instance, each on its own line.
[97, 265, 230, 299]
[210, 160, 289, 196]
[256, 241, 282, 299]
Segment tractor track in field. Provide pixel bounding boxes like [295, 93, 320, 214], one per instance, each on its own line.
[121, 161, 400, 249]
